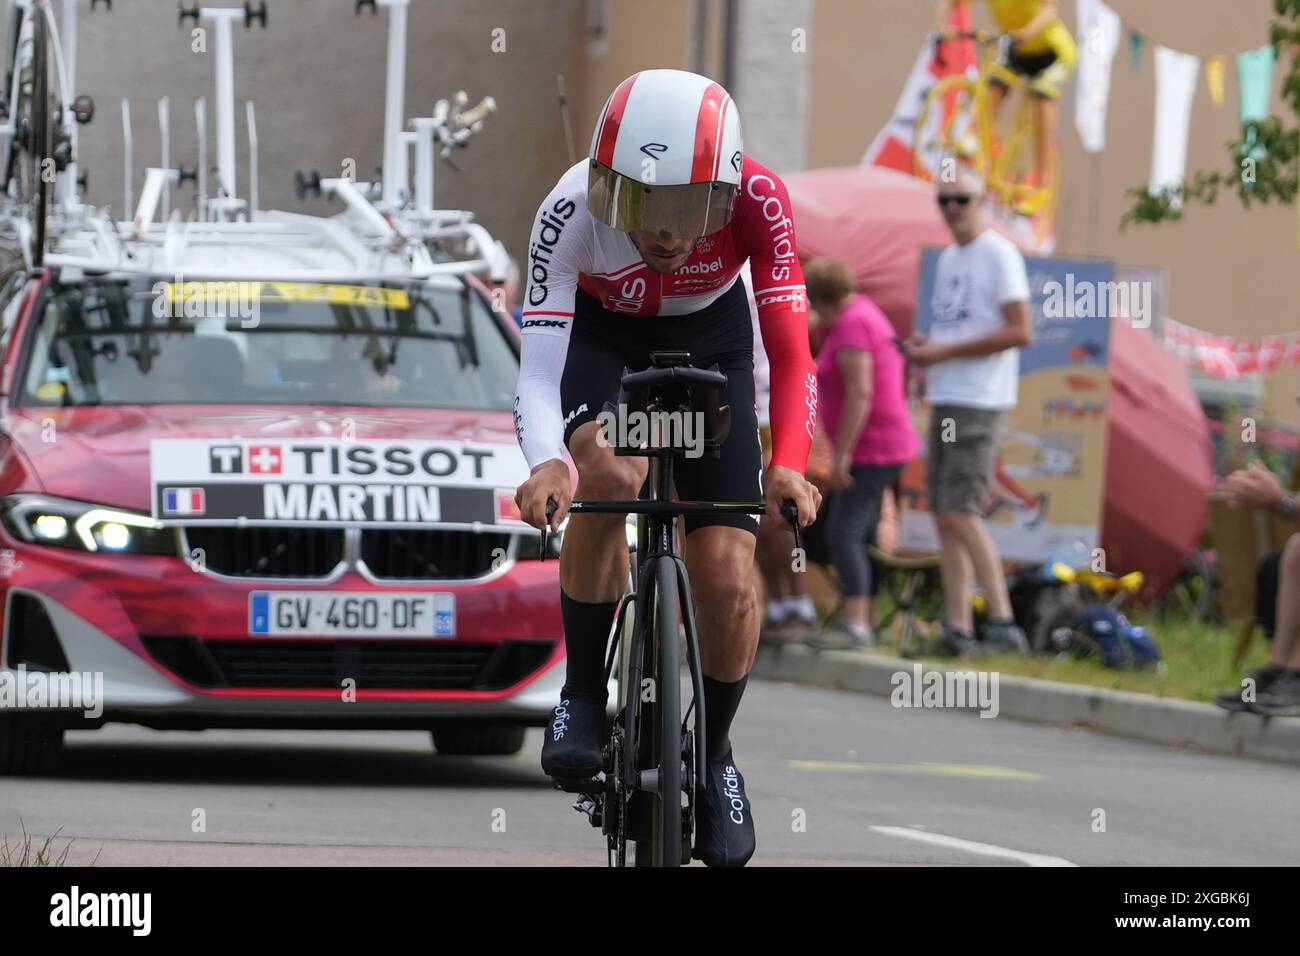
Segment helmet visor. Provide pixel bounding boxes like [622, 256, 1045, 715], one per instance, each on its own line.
[587, 163, 738, 240]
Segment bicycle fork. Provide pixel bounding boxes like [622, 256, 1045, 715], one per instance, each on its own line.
[579, 545, 704, 863]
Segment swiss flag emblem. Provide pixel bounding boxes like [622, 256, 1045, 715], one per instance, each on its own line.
[248, 445, 283, 474]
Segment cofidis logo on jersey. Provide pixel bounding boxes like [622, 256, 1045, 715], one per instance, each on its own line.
[528, 197, 578, 306]
[745, 174, 797, 283]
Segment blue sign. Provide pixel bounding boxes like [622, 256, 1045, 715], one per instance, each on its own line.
[916, 248, 1115, 375]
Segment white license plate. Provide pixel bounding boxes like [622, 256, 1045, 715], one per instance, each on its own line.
[248, 591, 455, 638]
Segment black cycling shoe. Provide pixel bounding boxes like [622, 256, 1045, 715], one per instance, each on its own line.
[694, 748, 756, 867]
[540, 689, 607, 779]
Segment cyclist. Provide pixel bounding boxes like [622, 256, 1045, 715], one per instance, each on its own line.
[936, 0, 1078, 210]
[513, 69, 821, 867]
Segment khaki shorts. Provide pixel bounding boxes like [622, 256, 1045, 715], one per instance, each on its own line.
[927, 405, 1004, 515]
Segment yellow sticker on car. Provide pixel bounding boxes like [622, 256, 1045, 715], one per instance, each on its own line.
[157, 282, 409, 309]
[256, 283, 410, 308]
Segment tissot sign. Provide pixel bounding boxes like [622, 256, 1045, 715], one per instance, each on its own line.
[150, 439, 530, 529]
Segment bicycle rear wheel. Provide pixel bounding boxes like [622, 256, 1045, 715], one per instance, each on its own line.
[29, 7, 48, 261]
[633, 558, 683, 867]
[989, 92, 1054, 215]
[3, 8, 50, 260]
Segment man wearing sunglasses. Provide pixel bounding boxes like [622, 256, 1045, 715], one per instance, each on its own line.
[903, 166, 1033, 656]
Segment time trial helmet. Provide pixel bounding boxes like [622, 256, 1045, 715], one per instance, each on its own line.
[587, 69, 743, 240]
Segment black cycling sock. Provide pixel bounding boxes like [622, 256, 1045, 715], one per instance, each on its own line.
[560, 592, 618, 697]
[703, 674, 748, 764]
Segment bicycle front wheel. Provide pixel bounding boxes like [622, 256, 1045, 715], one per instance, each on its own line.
[912, 75, 986, 182]
[633, 558, 683, 867]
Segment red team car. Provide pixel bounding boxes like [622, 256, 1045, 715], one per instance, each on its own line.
[0, 0, 573, 774]
[0, 262, 568, 773]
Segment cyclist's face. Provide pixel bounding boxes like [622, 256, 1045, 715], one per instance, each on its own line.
[628, 229, 696, 274]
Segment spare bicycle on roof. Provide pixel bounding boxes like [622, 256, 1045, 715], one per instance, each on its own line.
[0, 0, 507, 287]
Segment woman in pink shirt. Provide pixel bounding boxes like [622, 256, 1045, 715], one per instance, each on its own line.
[804, 259, 920, 649]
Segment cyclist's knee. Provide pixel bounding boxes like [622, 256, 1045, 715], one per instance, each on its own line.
[690, 530, 757, 619]
[570, 421, 645, 501]
[698, 573, 757, 624]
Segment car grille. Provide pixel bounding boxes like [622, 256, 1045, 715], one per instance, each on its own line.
[185, 527, 344, 578]
[181, 527, 515, 580]
[360, 529, 512, 580]
[142, 636, 556, 691]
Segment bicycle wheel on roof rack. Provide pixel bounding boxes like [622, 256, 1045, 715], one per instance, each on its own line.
[2, 2, 21, 99]
[3, 6, 51, 263]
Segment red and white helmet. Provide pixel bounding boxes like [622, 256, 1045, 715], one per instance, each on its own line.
[587, 69, 744, 240]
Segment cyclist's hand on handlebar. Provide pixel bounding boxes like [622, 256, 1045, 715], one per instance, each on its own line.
[515, 458, 572, 531]
[764, 465, 821, 528]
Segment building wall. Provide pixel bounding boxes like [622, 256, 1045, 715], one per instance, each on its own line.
[730, 0, 813, 175]
[806, 0, 1300, 425]
[61, 0, 583, 270]
[572, 0, 694, 154]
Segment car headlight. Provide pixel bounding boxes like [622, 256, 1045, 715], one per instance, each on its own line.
[1, 495, 180, 556]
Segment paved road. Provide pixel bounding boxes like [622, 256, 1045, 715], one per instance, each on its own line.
[3, 678, 1296, 866]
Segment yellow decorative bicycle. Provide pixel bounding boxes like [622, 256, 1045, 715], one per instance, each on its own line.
[912, 30, 1058, 218]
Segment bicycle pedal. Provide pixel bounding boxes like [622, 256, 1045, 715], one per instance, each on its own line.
[572, 794, 603, 828]
[551, 772, 604, 794]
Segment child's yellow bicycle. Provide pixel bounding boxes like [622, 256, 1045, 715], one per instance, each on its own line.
[912, 30, 1057, 218]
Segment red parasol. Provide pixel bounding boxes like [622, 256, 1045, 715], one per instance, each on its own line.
[1101, 319, 1214, 592]
[786, 164, 1020, 338]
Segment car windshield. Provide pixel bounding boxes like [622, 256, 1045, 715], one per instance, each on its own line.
[19, 277, 519, 410]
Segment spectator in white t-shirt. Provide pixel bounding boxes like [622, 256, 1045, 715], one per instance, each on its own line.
[902, 165, 1033, 657]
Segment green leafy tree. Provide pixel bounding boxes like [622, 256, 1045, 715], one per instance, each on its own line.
[1122, 0, 1300, 228]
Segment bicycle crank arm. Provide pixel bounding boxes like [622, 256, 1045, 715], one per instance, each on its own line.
[552, 771, 606, 794]
[634, 768, 659, 793]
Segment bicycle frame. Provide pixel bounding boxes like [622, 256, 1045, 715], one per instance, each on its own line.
[571, 452, 763, 864]
[555, 357, 779, 867]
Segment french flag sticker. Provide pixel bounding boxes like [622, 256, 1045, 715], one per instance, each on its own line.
[163, 487, 206, 516]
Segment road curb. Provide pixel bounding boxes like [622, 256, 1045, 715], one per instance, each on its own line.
[750, 644, 1300, 766]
